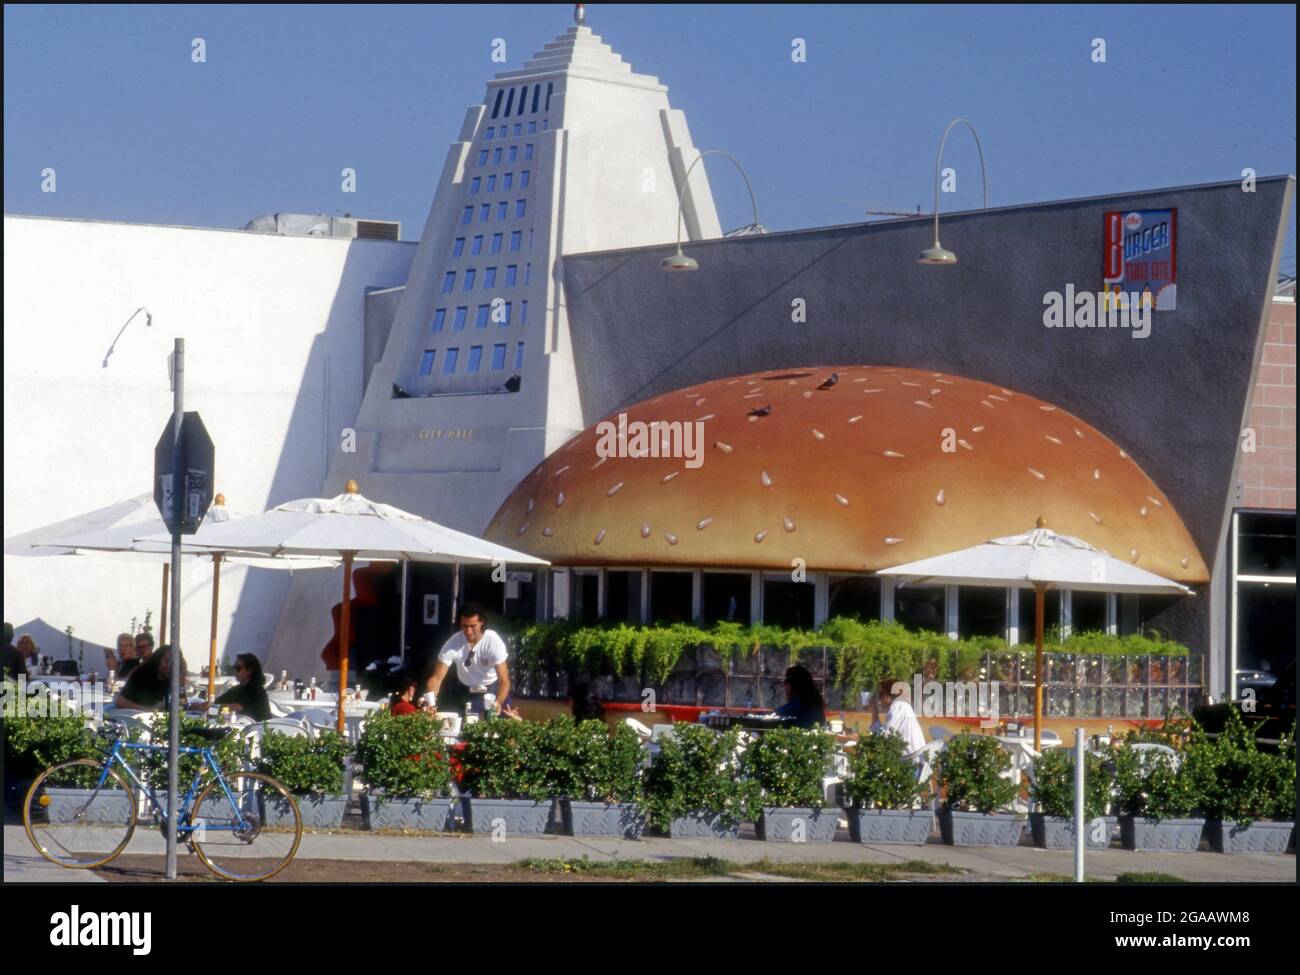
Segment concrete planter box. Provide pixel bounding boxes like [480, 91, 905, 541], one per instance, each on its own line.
[362, 791, 457, 832]
[668, 812, 741, 839]
[1119, 816, 1205, 852]
[939, 808, 1026, 847]
[1030, 813, 1117, 849]
[263, 793, 347, 829]
[1207, 819, 1294, 855]
[848, 808, 934, 845]
[43, 788, 134, 824]
[560, 800, 646, 839]
[756, 806, 838, 842]
[461, 797, 552, 835]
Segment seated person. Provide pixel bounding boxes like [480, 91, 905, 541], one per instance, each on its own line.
[388, 671, 425, 716]
[773, 664, 827, 729]
[869, 678, 926, 754]
[189, 652, 271, 721]
[570, 682, 605, 722]
[114, 645, 187, 711]
[106, 633, 138, 679]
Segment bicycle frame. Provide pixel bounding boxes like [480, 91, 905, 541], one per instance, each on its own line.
[96, 738, 254, 836]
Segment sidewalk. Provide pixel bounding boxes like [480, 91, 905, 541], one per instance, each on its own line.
[5, 823, 1293, 883]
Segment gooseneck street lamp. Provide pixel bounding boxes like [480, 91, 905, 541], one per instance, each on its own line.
[917, 118, 988, 266]
[661, 149, 761, 272]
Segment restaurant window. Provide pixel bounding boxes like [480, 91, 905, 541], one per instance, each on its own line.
[649, 571, 693, 624]
[605, 571, 642, 622]
[828, 575, 881, 621]
[1071, 591, 1107, 634]
[763, 577, 814, 629]
[418, 350, 436, 376]
[1232, 511, 1297, 693]
[896, 584, 945, 634]
[958, 586, 1005, 639]
[1019, 588, 1061, 643]
[572, 571, 600, 625]
[703, 573, 752, 625]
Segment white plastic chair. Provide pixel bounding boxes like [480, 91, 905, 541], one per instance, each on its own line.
[623, 717, 653, 740]
[650, 723, 676, 743]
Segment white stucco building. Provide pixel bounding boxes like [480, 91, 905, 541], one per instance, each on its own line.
[3, 215, 414, 663]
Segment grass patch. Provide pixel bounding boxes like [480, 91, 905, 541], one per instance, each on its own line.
[516, 856, 735, 879]
[1116, 871, 1185, 883]
[745, 859, 965, 882]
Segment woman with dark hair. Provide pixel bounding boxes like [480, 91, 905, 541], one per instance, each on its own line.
[570, 682, 605, 722]
[388, 671, 423, 716]
[192, 652, 271, 721]
[115, 644, 188, 712]
[773, 664, 826, 729]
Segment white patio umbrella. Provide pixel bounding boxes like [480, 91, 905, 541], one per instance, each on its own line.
[878, 517, 1192, 750]
[10, 495, 338, 701]
[139, 480, 550, 730]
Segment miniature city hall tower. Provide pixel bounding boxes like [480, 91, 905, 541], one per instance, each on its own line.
[269, 11, 720, 668]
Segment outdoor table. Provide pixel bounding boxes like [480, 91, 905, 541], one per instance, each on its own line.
[698, 710, 795, 731]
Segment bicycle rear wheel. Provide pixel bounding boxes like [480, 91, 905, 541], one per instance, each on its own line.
[24, 759, 137, 869]
[190, 772, 302, 881]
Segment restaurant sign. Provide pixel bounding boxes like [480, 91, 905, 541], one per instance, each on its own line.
[1103, 208, 1177, 310]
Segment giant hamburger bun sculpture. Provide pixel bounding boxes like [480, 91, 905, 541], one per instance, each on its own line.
[485, 366, 1208, 584]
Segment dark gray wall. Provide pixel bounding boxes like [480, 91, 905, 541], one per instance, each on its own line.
[560, 177, 1293, 652]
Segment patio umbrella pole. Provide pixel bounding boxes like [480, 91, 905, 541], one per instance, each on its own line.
[159, 563, 169, 644]
[399, 560, 408, 667]
[1033, 581, 1046, 752]
[338, 552, 355, 733]
[207, 553, 222, 705]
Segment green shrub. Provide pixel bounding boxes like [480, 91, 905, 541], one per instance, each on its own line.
[3, 682, 101, 781]
[1030, 746, 1112, 820]
[843, 732, 924, 810]
[642, 724, 759, 833]
[742, 727, 834, 809]
[1111, 743, 1199, 820]
[542, 715, 643, 803]
[457, 719, 550, 800]
[936, 733, 1019, 814]
[257, 730, 350, 795]
[136, 713, 248, 793]
[1187, 709, 1295, 827]
[354, 710, 452, 798]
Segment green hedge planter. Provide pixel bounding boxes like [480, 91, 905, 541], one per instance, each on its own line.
[264, 793, 346, 829]
[42, 788, 134, 825]
[1207, 819, 1294, 855]
[560, 800, 646, 839]
[363, 791, 457, 832]
[1030, 813, 1117, 849]
[669, 812, 741, 839]
[461, 797, 552, 835]
[756, 807, 839, 842]
[847, 808, 934, 845]
[940, 809, 1026, 847]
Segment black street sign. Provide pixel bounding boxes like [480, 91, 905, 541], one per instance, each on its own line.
[154, 411, 216, 534]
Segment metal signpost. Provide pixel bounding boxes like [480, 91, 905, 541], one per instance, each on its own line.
[153, 338, 215, 880]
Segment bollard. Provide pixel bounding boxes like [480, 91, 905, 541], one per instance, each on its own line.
[1074, 726, 1085, 883]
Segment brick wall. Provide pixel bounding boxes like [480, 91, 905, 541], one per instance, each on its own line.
[1239, 298, 1297, 509]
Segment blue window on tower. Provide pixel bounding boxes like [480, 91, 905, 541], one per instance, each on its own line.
[485, 126, 495, 139]
[508, 146, 518, 163]
[419, 350, 436, 376]
[503, 173, 513, 190]
[491, 89, 503, 119]
[531, 84, 541, 113]
[520, 170, 530, 188]
[491, 343, 507, 370]
[471, 235, 483, 255]
[505, 265, 517, 287]
[451, 237, 465, 258]
[492, 148, 502, 165]
[516, 199, 527, 218]
[484, 267, 497, 288]
[441, 272, 456, 294]
[514, 122, 522, 135]
[515, 341, 525, 369]
[528, 121, 537, 134]
[509, 231, 521, 252]
[524, 145, 534, 161]
[490, 232, 503, 254]
[432, 309, 447, 332]
[520, 300, 528, 325]
[461, 207, 473, 225]
[453, 307, 468, 331]
[462, 269, 476, 291]
[467, 345, 483, 372]
[443, 348, 459, 374]
[545, 82, 553, 111]
[502, 301, 513, 324]
[476, 304, 490, 328]
[479, 204, 490, 223]
[504, 88, 515, 116]
[517, 88, 527, 115]
[524, 262, 532, 285]
[542, 119, 549, 131]
[477, 149, 488, 166]
[497, 201, 508, 220]
[470, 177, 481, 195]
[486, 174, 496, 192]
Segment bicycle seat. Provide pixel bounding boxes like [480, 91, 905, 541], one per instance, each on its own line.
[193, 726, 236, 741]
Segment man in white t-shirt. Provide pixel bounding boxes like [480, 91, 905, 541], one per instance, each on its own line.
[870, 678, 927, 755]
[422, 602, 510, 717]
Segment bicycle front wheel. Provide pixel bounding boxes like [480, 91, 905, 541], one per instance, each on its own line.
[190, 772, 302, 882]
[24, 759, 137, 869]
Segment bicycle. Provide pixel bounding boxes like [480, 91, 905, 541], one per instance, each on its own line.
[23, 718, 303, 882]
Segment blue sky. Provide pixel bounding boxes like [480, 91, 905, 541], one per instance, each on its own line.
[4, 4, 1295, 272]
